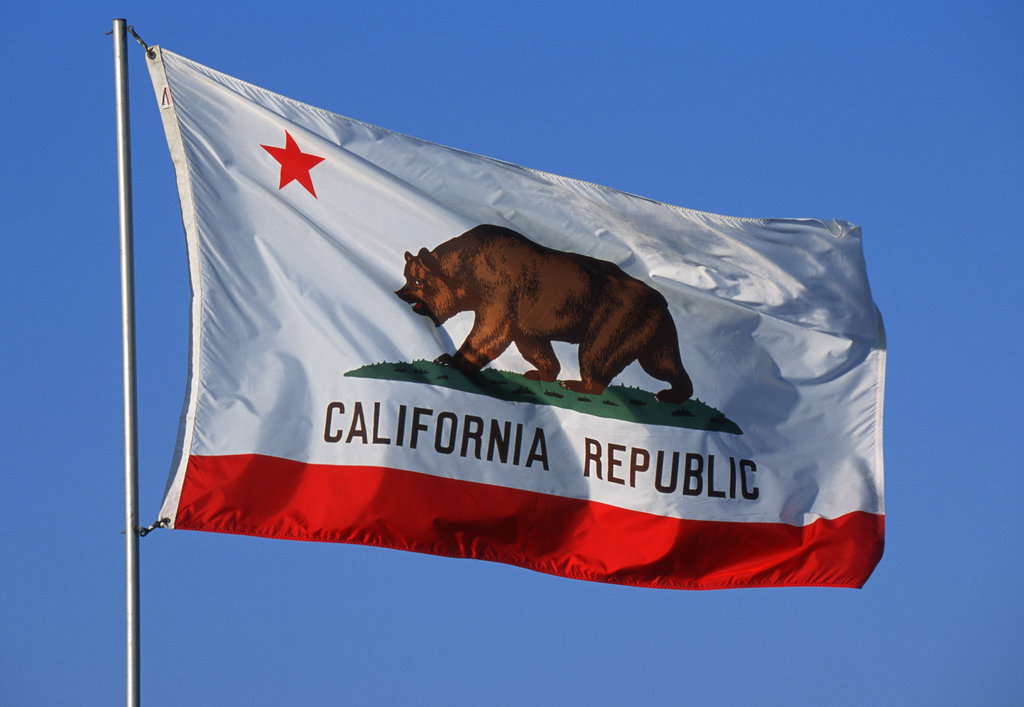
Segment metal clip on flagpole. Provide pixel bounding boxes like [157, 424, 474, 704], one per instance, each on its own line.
[139, 518, 170, 537]
[126, 25, 155, 59]
[113, 18, 141, 707]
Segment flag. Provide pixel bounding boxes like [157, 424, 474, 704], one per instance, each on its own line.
[147, 47, 885, 590]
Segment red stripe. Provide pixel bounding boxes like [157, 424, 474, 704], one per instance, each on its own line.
[175, 454, 884, 590]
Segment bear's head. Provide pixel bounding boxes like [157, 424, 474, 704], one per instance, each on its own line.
[395, 247, 460, 327]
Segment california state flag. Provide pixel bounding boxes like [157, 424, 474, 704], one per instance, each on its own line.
[147, 47, 885, 590]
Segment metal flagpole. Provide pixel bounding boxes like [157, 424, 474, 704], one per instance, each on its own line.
[113, 17, 141, 707]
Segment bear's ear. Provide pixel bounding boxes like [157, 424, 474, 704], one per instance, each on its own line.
[418, 247, 441, 273]
[404, 251, 415, 263]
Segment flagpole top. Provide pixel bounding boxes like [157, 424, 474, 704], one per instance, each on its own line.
[110, 20, 155, 59]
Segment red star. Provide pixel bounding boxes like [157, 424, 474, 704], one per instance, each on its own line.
[260, 131, 326, 198]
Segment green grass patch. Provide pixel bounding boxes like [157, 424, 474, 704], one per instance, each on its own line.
[344, 360, 741, 434]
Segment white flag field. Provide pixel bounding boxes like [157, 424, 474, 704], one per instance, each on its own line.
[147, 47, 885, 590]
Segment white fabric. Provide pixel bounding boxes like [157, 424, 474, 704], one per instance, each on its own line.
[148, 47, 884, 528]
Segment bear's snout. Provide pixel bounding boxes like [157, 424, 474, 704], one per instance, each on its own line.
[395, 286, 441, 326]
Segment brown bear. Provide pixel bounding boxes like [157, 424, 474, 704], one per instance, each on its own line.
[395, 224, 693, 403]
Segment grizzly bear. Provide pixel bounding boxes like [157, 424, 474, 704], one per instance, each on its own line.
[395, 224, 693, 403]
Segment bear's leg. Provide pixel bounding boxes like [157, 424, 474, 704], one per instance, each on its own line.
[563, 304, 654, 396]
[515, 337, 561, 382]
[560, 378, 607, 395]
[561, 339, 625, 396]
[449, 315, 513, 373]
[638, 312, 693, 403]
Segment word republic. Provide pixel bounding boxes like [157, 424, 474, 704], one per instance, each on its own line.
[583, 438, 759, 500]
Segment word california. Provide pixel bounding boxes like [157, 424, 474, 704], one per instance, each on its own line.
[323, 400, 549, 470]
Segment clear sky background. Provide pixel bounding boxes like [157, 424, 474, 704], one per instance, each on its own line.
[3, 2, 1022, 705]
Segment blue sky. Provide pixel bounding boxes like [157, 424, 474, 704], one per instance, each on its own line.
[3, 2, 1022, 705]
